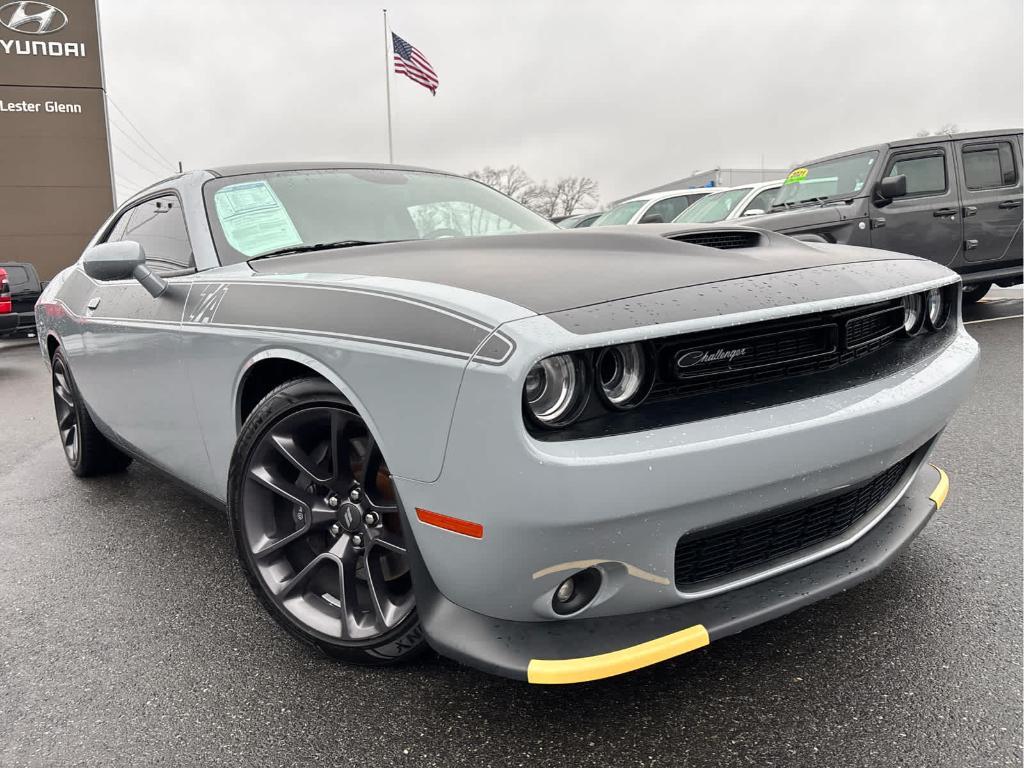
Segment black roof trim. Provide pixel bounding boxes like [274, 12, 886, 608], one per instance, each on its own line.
[206, 161, 445, 178]
[793, 129, 1023, 168]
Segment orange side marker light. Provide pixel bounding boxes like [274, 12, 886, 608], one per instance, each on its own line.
[415, 508, 484, 539]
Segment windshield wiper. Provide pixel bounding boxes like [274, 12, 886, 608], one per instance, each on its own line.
[771, 196, 829, 210]
[250, 240, 399, 261]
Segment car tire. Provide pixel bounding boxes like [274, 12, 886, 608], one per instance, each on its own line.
[50, 349, 133, 477]
[228, 377, 426, 666]
[961, 282, 991, 305]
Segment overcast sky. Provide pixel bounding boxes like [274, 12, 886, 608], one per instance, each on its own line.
[98, 0, 1023, 206]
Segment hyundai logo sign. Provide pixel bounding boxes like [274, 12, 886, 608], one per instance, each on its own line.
[0, 2, 68, 35]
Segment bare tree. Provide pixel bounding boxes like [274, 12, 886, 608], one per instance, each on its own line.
[466, 165, 534, 200]
[466, 166, 601, 218]
[915, 123, 960, 137]
[554, 176, 599, 217]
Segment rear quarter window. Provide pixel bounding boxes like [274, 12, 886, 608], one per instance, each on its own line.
[962, 141, 1019, 190]
[1, 266, 30, 288]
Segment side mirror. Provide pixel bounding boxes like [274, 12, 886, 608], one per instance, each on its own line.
[81, 241, 167, 298]
[742, 208, 766, 217]
[875, 174, 907, 202]
[639, 213, 664, 224]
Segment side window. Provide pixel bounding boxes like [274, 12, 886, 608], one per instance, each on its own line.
[103, 208, 134, 243]
[664, 195, 691, 220]
[962, 141, 1019, 190]
[640, 196, 689, 223]
[742, 187, 779, 215]
[122, 196, 195, 274]
[885, 150, 947, 197]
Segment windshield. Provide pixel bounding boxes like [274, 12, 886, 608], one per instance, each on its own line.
[774, 151, 879, 207]
[673, 188, 751, 223]
[592, 199, 646, 226]
[204, 168, 555, 264]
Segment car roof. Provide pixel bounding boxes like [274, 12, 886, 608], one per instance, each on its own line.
[792, 129, 1023, 168]
[752, 178, 784, 189]
[621, 187, 722, 205]
[206, 161, 446, 178]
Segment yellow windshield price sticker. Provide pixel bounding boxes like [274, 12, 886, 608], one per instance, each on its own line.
[785, 167, 808, 185]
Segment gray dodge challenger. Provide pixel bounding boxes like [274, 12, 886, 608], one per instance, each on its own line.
[36, 163, 978, 683]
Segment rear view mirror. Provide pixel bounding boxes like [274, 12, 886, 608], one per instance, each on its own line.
[81, 241, 167, 298]
[742, 209, 766, 217]
[876, 174, 907, 202]
[639, 213, 664, 224]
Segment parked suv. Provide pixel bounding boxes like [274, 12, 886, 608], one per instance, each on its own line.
[0, 262, 42, 338]
[740, 130, 1023, 302]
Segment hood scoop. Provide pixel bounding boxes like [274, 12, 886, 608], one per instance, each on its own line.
[669, 230, 763, 249]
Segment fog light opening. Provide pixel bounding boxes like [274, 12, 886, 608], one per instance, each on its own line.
[551, 567, 602, 615]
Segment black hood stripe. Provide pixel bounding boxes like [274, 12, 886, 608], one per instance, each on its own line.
[185, 281, 514, 364]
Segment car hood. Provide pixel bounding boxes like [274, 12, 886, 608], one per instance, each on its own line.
[249, 228, 914, 316]
[735, 199, 869, 231]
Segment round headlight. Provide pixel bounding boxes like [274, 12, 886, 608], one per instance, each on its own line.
[926, 288, 948, 330]
[902, 293, 924, 335]
[524, 353, 588, 427]
[595, 342, 648, 408]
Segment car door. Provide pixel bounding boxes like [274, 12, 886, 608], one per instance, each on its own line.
[73, 194, 213, 488]
[956, 136, 1023, 264]
[869, 142, 962, 266]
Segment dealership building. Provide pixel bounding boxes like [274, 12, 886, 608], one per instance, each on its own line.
[0, 0, 113, 280]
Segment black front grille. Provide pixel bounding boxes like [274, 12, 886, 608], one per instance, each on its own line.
[674, 455, 914, 588]
[672, 231, 762, 249]
[846, 306, 904, 349]
[648, 299, 905, 403]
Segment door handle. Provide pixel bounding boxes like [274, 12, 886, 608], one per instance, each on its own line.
[965, 239, 979, 250]
[998, 200, 1022, 209]
[963, 205, 978, 217]
[933, 208, 958, 217]
[870, 217, 886, 229]
[87, 297, 101, 310]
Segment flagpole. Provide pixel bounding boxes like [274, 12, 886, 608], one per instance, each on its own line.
[383, 8, 394, 163]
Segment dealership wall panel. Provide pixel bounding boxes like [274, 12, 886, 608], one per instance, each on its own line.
[0, 0, 113, 280]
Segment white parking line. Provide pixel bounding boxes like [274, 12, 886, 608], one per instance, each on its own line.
[964, 314, 1023, 325]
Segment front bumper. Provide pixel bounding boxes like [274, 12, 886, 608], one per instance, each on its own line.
[397, 326, 977, 622]
[411, 464, 949, 683]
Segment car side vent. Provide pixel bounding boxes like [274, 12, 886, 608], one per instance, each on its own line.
[672, 231, 762, 249]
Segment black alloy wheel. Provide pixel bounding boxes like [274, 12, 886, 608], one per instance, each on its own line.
[51, 353, 79, 466]
[50, 348, 132, 477]
[230, 378, 424, 664]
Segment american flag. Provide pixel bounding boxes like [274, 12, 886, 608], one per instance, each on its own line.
[392, 31, 438, 95]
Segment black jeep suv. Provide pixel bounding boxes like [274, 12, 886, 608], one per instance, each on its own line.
[742, 129, 1023, 303]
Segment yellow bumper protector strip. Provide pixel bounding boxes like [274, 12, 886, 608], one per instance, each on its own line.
[527, 624, 709, 684]
[929, 465, 950, 509]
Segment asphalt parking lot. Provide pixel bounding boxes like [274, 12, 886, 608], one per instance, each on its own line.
[1, 291, 1021, 768]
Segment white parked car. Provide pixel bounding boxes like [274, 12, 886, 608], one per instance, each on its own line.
[592, 188, 716, 226]
[672, 180, 783, 224]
